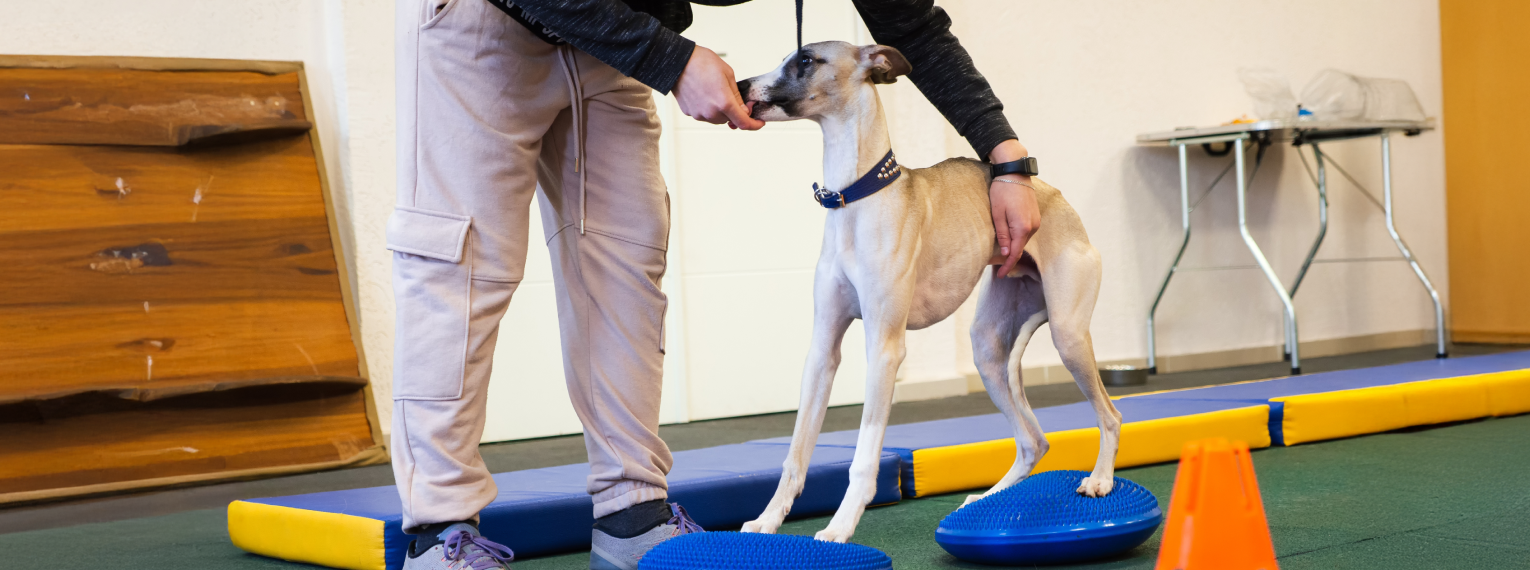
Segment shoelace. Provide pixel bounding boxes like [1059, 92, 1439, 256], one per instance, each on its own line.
[443, 530, 516, 570]
[667, 503, 705, 535]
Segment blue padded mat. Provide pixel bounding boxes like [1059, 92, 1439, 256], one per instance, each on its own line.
[750, 397, 1261, 496]
[751, 350, 1530, 492]
[1127, 350, 1530, 404]
[246, 444, 901, 568]
[1119, 351, 1530, 444]
[761, 350, 1530, 451]
[753, 397, 1257, 450]
[237, 350, 1530, 569]
[639, 532, 893, 570]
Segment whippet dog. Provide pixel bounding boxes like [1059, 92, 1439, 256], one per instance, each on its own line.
[733, 42, 1124, 543]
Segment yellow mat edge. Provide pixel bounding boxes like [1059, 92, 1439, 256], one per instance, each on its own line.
[909, 405, 1269, 497]
[228, 500, 387, 570]
[1481, 368, 1530, 416]
[1275, 368, 1530, 445]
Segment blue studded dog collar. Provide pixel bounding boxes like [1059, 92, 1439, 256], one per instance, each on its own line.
[813, 149, 901, 209]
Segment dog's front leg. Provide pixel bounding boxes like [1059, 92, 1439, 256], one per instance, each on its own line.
[815, 307, 908, 543]
[742, 275, 854, 535]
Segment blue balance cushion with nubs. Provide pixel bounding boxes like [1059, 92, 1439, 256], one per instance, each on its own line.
[936, 470, 1162, 565]
[638, 532, 892, 570]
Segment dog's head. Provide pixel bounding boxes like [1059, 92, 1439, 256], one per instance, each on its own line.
[737, 41, 911, 122]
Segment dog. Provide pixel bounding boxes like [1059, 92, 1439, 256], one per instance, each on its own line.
[733, 42, 1124, 543]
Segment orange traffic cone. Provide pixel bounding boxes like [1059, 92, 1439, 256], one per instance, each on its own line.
[1155, 438, 1278, 570]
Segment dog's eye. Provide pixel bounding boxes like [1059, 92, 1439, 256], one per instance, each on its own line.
[799, 56, 812, 66]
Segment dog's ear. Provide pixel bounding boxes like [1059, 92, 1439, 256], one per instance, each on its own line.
[859, 45, 911, 84]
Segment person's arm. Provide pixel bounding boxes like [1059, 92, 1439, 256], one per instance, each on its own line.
[851, 0, 1014, 159]
[853, 0, 1035, 277]
[503, 0, 761, 128]
[499, 0, 694, 94]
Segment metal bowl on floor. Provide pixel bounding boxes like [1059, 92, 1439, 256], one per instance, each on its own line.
[1100, 365, 1149, 387]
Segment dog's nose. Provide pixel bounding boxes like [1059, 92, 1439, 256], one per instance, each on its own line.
[736, 79, 751, 101]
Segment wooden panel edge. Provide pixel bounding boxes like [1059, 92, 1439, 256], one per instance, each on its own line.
[0, 446, 386, 508]
[177, 120, 316, 147]
[1, 375, 368, 406]
[0, 55, 303, 75]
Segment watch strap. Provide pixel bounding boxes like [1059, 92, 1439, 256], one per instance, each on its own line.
[991, 157, 1039, 178]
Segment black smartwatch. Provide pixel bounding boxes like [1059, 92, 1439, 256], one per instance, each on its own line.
[991, 157, 1039, 178]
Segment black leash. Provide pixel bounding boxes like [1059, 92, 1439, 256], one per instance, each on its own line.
[795, 0, 808, 78]
[795, 0, 803, 52]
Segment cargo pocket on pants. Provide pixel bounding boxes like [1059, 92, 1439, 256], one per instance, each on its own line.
[388, 206, 474, 401]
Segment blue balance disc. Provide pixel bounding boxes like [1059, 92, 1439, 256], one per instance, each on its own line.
[936, 470, 1162, 565]
[638, 532, 892, 570]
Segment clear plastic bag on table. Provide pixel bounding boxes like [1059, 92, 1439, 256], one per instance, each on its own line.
[1300, 69, 1366, 120]
[1238, 67, 1299, 121]
[1300, 69, 1426, 121]
[1359, 77, 1427, 121]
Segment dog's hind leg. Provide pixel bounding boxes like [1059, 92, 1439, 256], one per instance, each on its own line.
[1040, 242, 1122, 497]
[964, 271, 1050, 506]
[741, 275, 854, 535]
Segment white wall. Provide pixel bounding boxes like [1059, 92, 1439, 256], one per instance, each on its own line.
[940, 0, 1447, 369]
[4, 0, 1448, 443]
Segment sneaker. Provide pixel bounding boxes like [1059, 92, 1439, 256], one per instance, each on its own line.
[590, 503, 704, 570]
[403, 522, 516, 570]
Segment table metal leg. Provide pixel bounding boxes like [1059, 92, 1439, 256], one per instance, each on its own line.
[1235, 137, 1301, 374]
[1286, 144, 1328, 360]
[1380, 133, 1448, 358]
[1146, 144, 1193, 374]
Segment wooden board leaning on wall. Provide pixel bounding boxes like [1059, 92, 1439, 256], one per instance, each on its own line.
[0, 57, 382, 505]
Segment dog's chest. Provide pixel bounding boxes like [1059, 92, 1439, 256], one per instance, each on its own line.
[818, 202, 989, 330]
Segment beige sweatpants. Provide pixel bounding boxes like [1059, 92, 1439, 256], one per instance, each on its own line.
[390, 0, 675, 531]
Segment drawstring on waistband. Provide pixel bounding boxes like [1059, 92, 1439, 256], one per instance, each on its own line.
[556, 46, 588, 234]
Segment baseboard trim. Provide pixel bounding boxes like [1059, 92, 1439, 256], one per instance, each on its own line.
[893, 376, 971, 403]
[954, 329, 1438, 393]
[1452, 330, 1530, 344]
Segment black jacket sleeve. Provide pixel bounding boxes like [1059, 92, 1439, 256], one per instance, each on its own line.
[508, 0, 697, 94]
[852, 0, 1016, 159]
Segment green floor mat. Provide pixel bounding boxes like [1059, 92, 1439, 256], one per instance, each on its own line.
[4, 415, 1527, 569]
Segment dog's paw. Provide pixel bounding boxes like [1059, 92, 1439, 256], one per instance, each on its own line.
[813, 526, 854, 543]
[740, 518, 781, 534]
[962, 494, 986, 507]
[1076, 475, 1115, 497]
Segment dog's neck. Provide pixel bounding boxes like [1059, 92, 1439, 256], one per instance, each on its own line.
[815, 87, 893, 192]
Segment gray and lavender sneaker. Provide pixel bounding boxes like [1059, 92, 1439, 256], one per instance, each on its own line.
[403, 522, 515, 570]
[590, 503, 704, 570]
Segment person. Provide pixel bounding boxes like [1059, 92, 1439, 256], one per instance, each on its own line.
[389, 1, 1040, 568]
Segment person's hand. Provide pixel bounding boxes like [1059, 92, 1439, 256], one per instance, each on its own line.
[988, 140, 1040, 278]
[674, 46, 764, 131]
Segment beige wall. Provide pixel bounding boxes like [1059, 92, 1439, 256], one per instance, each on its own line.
[3, 0, 1449, 442]
[939, 0, 1447, 370]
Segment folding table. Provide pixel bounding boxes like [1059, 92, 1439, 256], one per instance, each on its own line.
[1136, 119, 1443, 374]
